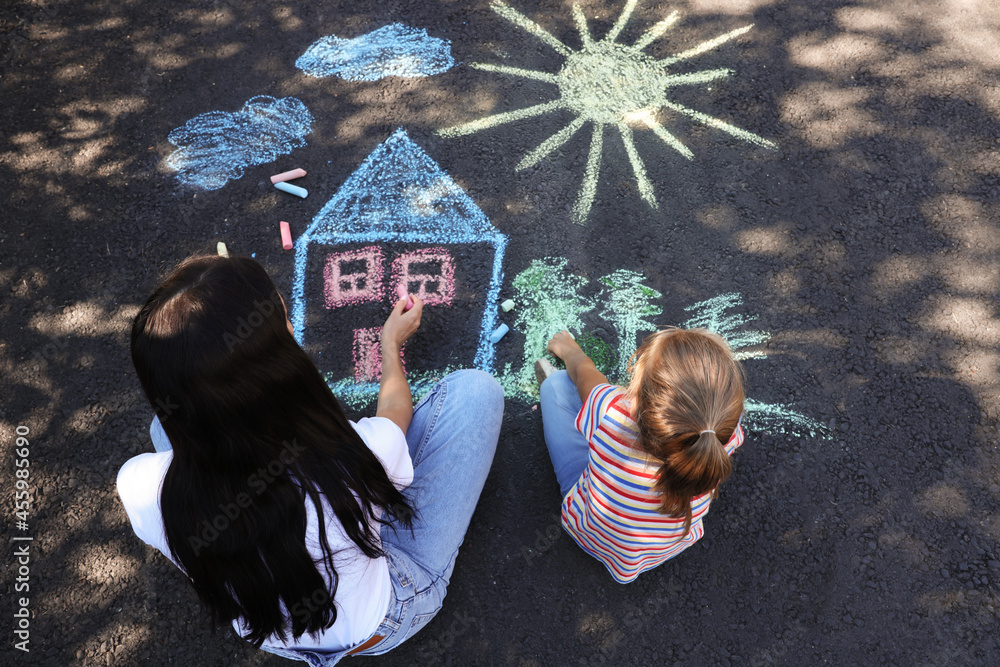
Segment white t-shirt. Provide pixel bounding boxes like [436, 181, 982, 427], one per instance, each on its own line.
[116, 416, 413, 652]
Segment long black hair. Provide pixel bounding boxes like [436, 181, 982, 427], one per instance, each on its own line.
[130, 255, 413, 647]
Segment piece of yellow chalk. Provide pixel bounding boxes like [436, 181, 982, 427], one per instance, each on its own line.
[217, 242, 229, 257]
[274, 181, 308, 198]
[270, 168, 307, 184]
[280, 221, 293, 250]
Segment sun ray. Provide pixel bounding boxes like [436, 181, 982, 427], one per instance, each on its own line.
[633, 10, 680, 51]
[439, 100, 564, 138]
[471, 63, 561, 84]
[604, 0, 639, 44]
[573, 123, 604, 224]
[662, 68, 734, 88]
[660, 24, 754, 66]
[492, 1, 574, 57]
[616, 123, 657, 208]
[627, 109, 694, 159]
[572, 4, 594, 48]
[517, 116, 587, 170]
[661, 100, 777, 148]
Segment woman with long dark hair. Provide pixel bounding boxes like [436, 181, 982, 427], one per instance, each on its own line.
[117, 255, 503, 664]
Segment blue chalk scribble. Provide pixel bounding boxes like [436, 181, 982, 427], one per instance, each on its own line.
[296, 24, 454, 81]
[166, 96, 314, 190]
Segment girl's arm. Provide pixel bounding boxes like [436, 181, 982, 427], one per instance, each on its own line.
[546, 330, 610, 403]
[376, 296, 423, 433]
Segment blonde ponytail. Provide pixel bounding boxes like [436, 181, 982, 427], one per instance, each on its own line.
[628, 328, 744, 536]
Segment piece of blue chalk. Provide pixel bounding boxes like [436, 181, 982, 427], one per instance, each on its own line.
[489, 323, 509, 344]
[274, 181, 308, 198]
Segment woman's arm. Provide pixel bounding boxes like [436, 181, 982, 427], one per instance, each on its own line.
[376, 296, 423, 433]
[546, 330, 610, 403]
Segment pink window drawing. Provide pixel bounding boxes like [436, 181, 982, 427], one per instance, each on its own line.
[352, 327, 405, 382]
[391, 248, 455, 307]
[324, 247, 385, 309]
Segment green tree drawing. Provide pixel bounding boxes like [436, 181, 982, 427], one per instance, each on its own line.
[681, 292, 769, 360]
[496, 259, 828, 440]
[598, 269, 663, 382]
[501, 257, 595, 400]
[681, 292, 829, 439]
[575, 332, 618, 377]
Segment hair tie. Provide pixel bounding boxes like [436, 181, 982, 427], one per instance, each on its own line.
[700, 429, 716, 435]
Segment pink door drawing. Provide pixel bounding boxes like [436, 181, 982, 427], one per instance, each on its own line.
[352, 327, 407, 382]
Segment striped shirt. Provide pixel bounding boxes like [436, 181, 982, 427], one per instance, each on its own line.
[562, 384, 745, 583]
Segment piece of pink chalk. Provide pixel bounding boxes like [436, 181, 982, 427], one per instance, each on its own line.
[270, 168, 307, 184]
[396, 284, 414, 312]
[279, 221, 293, 250]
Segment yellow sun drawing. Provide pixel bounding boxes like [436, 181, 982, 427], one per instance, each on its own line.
[439, 0, 777, 224]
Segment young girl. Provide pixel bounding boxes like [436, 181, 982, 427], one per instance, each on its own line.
[538, 327, 745, 583]
[116, 255, 503, 665]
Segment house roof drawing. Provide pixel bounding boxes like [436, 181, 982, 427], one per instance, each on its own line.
[302, 128, 505, 244]
[292, 128, 508, 375]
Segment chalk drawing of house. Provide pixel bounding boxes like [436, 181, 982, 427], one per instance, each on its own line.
[291, 128, 507, 407]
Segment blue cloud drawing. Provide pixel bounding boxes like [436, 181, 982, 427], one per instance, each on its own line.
[296, 23, 454, 81]
[166, 96, 314, 190]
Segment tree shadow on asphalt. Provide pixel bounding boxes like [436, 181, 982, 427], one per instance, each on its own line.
[2, 0, 999, 664]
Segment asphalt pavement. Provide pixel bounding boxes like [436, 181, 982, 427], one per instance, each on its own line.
[2, 0, 999, 664]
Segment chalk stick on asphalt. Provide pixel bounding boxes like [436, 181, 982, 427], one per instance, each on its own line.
[500, 299, 515, 312]
[270, 168, 307, 184]
[396, 284, 415, 312]
[279, 221, 293, 250]
[274, 181, 308, 198]
[216, 241, 229, 257]
[489, 323, 509, 344]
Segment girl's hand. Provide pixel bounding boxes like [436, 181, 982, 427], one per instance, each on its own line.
[547, 330, 609, 402]
[546, 330, 582, 361]
[381, 296, 423, 351]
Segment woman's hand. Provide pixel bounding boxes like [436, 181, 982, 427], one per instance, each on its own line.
[381, 296, 423, 352]
[376, 295, 422, 434]
[546, 330, 582, 362]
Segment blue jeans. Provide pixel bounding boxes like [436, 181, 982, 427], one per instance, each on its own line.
[261, 369, 503, 665]
[539, 370, 592, 498]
